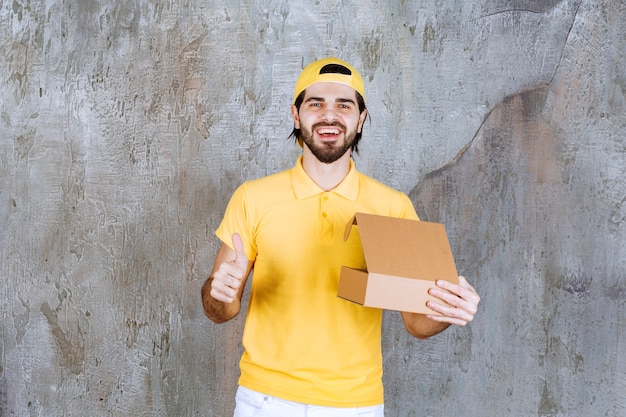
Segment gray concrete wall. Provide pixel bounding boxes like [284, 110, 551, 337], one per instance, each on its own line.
[1, 0, 624, 416]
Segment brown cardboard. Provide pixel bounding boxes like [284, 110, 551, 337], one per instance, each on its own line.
[337, 213, 459, 315]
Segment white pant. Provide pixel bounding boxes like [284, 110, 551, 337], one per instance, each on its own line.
[233, 386, 385, 417]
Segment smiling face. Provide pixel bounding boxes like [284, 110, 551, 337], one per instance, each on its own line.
[291, 82, 367, 164]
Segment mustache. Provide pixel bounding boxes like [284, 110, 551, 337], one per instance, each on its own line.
[311, 121, 346, 132]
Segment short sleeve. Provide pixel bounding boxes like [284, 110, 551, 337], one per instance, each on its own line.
[215, 183, 257, 261]
[400, 193, 420, 221]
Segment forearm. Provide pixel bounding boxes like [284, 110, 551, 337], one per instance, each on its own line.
[401, 311, 450, 340]
[201, 278, 241, 324]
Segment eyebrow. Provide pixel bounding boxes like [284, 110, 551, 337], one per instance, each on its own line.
[304, 96, 356, 105]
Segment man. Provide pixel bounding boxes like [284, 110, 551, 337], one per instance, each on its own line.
[201, 57, 480, 417]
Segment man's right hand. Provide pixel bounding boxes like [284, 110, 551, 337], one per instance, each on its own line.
[209, 233, 249, 304]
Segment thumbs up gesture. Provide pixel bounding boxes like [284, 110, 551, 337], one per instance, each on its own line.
[209, 233, 250, 304]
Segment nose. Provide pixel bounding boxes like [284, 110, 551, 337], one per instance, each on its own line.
[321, 106, 339, 123]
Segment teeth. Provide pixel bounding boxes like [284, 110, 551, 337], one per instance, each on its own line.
[318, 128, 340, 135]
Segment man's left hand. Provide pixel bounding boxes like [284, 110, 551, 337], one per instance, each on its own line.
[425, 276, 480, 326]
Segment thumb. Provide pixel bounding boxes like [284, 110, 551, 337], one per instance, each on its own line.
[231, 233, 247, 267]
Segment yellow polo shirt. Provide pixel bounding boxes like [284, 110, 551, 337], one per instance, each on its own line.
[216, 156, 419, 407]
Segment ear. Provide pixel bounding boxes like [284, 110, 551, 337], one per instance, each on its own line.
[291, 105, 300, 129]
[357, 109, 367, 133]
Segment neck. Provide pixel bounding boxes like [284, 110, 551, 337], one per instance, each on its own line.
[301, 149, 352, 191]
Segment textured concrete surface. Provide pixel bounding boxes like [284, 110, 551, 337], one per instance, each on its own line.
[1, 0, 624, 416]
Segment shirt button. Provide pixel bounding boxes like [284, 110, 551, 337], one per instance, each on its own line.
[322, 212, 327, 218]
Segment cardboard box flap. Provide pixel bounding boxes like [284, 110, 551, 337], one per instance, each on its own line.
[343, 213, 458, 282]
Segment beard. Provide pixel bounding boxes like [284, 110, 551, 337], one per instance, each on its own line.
[300, 122, 357, 164]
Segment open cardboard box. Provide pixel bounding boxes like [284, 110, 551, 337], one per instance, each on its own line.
[337, 213, 459, 315]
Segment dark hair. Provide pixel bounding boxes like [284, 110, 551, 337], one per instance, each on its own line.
[289, 89, 368, 154]
[320, 63, 352, 76]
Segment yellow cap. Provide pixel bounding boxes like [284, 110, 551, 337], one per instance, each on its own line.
[293, 57, 365, 104]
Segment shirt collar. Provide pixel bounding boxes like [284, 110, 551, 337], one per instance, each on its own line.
[291, 156, 359, 201]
